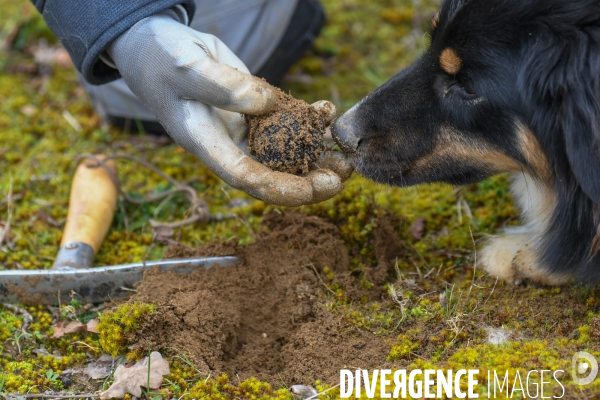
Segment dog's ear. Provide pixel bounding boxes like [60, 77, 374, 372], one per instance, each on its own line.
[519, 28, 600, 204]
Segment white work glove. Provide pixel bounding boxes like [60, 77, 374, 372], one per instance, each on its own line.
[106, 10, 351, 206]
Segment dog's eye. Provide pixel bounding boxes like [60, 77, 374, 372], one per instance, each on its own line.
[448, 82, 478, 101]
[457, 82, 478, 100]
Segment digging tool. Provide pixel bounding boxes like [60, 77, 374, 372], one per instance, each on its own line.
[0, 157, 241, 305]
[53, 156, 119, 271]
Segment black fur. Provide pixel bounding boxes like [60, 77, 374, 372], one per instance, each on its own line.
[332, 0, 600, 283]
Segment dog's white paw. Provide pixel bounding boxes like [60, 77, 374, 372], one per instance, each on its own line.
[480, 233, 568, 285]
[480, 234, 525, 283]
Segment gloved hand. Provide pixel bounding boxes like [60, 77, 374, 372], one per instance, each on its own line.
[106, 9, 352, 206]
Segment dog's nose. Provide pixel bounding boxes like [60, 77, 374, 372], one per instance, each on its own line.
[332, 111, 361, 154]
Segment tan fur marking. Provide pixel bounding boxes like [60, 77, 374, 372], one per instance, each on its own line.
[440, 48, 462, 75]
[517, 124, 552, 182]
[409, 126, 521, 173]
[432, 11, 440, 29]
[410, 124, 553, 182]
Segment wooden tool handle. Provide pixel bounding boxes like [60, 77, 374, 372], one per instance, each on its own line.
[60, 157, 118, 253]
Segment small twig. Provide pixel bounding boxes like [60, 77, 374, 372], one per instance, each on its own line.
[146, 347, 151, 398]
[409, 352, 426, 360]
[62, 110, 82, 132]
[306, 262, 337, 296]
[468, 224, 477, 296]
[304, 384, 341, 400]
[388, 284, 410, 324]
[423, 267, 435, 279]
[73, 341, 100, 352]
[462, 198, 473, 220]
[149, 214, 205, 229]
[482, 277, 499, 308]
[394, 258, 405, 281]
[3, 303, 33, 331]
[435, 262, 444, 276]
[233, 214, 257, 237]
[448, 326, 464, 346]
[412, 261, 423, 279]
[162, 347, 208, 376]
[418, 291, 436, 299]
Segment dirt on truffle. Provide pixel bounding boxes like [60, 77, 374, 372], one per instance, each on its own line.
[247, 89, 326, 175]
[129, 212, 393, 385]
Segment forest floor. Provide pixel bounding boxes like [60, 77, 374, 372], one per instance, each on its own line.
[1, 0, 599, 399]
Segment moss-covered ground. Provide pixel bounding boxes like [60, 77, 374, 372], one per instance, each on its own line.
[1, 0, 599, 399]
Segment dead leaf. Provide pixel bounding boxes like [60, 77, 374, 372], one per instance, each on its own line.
[32, 346, 51, 357]
[84, 354, 119, 379]
[409, 217, 427, 239]
[52, 321, 86, 338]
[86, 319, 99, 334]
[51, 318, 99, 338]
[98, 351, 169, 399]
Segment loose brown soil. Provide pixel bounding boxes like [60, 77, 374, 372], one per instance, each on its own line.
[129, 213, 393, 385]
[123, 211, 600, 397]
[247, 89, 325, 175]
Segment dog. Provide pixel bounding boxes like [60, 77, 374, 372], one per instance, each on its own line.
[332, 0, 600, 285]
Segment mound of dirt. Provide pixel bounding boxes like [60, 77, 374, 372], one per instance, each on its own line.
[247, 89, 325, 175]
[129, 213, 392, 385]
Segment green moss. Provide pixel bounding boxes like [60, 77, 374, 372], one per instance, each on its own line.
[185, 375, 292, 400]
[0, 309, 23, 344]
[2, 0, 600, 397]
[577, 325, 592, 344]
[388, 335, 420, 361]
[97, 302, 156, 358]
[1, 305, 96, 394]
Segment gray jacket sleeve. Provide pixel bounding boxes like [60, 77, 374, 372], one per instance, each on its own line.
[31, 0, 196, 85]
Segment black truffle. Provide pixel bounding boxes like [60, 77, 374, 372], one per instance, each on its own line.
[247, 89, 326, 175]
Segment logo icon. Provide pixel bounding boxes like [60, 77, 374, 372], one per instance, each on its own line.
[572, 351, 598, 386]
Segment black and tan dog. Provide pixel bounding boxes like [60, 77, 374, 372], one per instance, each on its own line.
[332, 0, 600, 285]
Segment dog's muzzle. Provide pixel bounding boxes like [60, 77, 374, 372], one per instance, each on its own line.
[332, 110, 361, 154]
